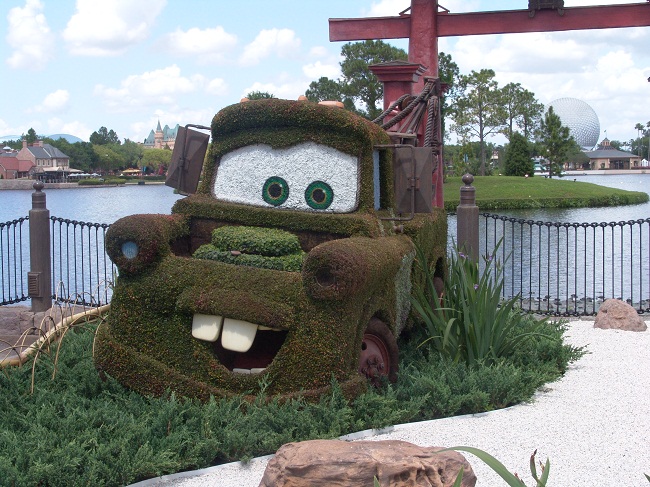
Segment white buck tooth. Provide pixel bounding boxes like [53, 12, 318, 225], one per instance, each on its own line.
[221, 318, 258, 352]
[251, 368, 266, 375]
[232, 368, 251, 375]
[191, 314, 223, 342]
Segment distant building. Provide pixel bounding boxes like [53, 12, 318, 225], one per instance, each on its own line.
[584, 138, 641, 170]
[143, 121, 179, 150]
[0, 146, 32, 179]
[6, 140, 72, 181]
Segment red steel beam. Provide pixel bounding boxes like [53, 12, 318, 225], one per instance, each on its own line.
[329, 3, 650, 41]
[438, 4, 650, 36]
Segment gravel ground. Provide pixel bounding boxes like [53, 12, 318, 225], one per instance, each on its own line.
[132, 320, 650, 487]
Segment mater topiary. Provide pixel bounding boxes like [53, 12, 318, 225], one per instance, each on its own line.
[96, 98, 448, 402]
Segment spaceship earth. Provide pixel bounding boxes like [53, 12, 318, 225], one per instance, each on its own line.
[547, 98, 600, 150]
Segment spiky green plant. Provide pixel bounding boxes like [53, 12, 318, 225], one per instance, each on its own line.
[411, 243, 550, 366]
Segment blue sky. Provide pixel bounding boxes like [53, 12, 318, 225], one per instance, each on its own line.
[2, 0, 649, 146]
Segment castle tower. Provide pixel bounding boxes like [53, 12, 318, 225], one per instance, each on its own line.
[154, 120, 163, 149]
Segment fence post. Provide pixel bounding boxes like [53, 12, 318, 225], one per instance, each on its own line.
[456, 173, 479, 262]
[29, 181, 52, 312]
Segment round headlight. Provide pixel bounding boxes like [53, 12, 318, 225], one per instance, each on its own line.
[121, 241, 139, 260]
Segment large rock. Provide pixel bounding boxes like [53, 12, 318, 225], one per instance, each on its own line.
[595, 299, 647, 332]
[259, 439, 476, 487]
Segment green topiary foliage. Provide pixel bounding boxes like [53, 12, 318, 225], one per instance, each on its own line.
[193, 246, 304, 272]
[96, 98, 448, 402]
[193, 225, 305, 271]
[210, 225, 302, 256]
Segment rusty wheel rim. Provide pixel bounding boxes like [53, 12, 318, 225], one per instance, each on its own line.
[359, 333, 391, 386]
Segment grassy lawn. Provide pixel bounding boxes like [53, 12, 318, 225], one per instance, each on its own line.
[443, 176, 649, 211]
[0, 317, 582, 486]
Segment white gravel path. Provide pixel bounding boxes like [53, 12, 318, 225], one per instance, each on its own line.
[132, 320, 650, 487]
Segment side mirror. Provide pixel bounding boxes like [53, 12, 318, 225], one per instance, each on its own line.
[165, 124, 210, 194]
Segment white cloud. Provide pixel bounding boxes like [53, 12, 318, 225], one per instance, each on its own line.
[94, 65, 205, 111]
[240, 29, 301, 66]
[242, 79, 310, 100]
[29, 89, 70, 113]
[365, 0, 480, 16]
[309, 46, 329, 58]
[302, 61, 341, 80]
[128, 107, 215, 142]
[45, 118, 92, 141]
[161, 26, 238, 64]
[205, 78, 228, 96]
[5, 0, 54, 70]
[63, 0, 166, 56]
[365, 0, 409, 16]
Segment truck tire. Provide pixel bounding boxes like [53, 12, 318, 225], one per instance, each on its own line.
[358, 317, 399, 386]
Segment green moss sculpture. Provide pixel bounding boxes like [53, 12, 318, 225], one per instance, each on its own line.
[96, 99, 447, 401]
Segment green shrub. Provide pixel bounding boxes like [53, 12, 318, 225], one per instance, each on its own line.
[193, 225, 305, 271]
[0, 316, 581, 485]
[193, 245, 304, 271]
[211, 225, 302, 256]
[411, 243, 552, 366]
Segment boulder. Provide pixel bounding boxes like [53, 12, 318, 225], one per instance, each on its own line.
[595, 299, 647, 332]
[259, 439, 476, 487]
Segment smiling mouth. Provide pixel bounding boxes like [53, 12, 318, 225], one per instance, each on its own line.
[192, 314, 287, 374]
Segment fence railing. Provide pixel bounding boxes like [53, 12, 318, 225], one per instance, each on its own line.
[480, 213, 650, 316]
[50, 217, 113, 306]
[0, 217, 29, 305]
[2, 179, 649, 316]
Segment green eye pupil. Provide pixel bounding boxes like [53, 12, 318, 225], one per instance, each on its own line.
[263, 177, 289, 206]
[305, 181, 333, 210]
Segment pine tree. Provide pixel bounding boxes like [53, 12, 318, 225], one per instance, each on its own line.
[504, 132, 533, 176]
[538, 107, 574, 178]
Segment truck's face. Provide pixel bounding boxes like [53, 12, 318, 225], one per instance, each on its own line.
[214, 142, 360, 213]
[98, 100, 419, 400]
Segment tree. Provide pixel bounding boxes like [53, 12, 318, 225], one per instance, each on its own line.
[538, 107, 574, 178]
[438, 52, 460, 139]
[501, 82, 544, 141]
[90, 127, 120, 145]
[92, 145, 125, 173]
[339, 40, 407, 120]
[24, 128, 38, 144]
[246, 91, 275, 100]
[141, 148, 172, 174]
[305, 77, 358, 112]
[503, 132, 533, 176]
[634, 122, 644, 156]
[114, 140, 144, 168]
[565, 140, 590, 170]
[451, 69, 507, 176]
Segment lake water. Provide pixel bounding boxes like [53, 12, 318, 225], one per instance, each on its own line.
[1, 175, 648, 309]
[1, 174, 648, 225]
[0, 183, 184, 224]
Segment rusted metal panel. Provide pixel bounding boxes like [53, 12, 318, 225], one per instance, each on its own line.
[393, 146, 433, 215]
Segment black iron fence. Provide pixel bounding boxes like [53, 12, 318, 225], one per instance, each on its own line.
[480, 213, 650, 316]
[0, 215, 114, 307]
[50, 217, 113, 306]
[0, 217, 29, 305]
[1, 182, 649, 315]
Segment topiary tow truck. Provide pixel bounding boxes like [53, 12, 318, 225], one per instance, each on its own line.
[95, 95, 447, 400]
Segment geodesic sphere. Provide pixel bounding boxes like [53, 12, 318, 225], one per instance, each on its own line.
[547, 98, 600, 150]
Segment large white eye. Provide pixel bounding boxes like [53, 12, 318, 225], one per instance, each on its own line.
[213, 142, 359, 213]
